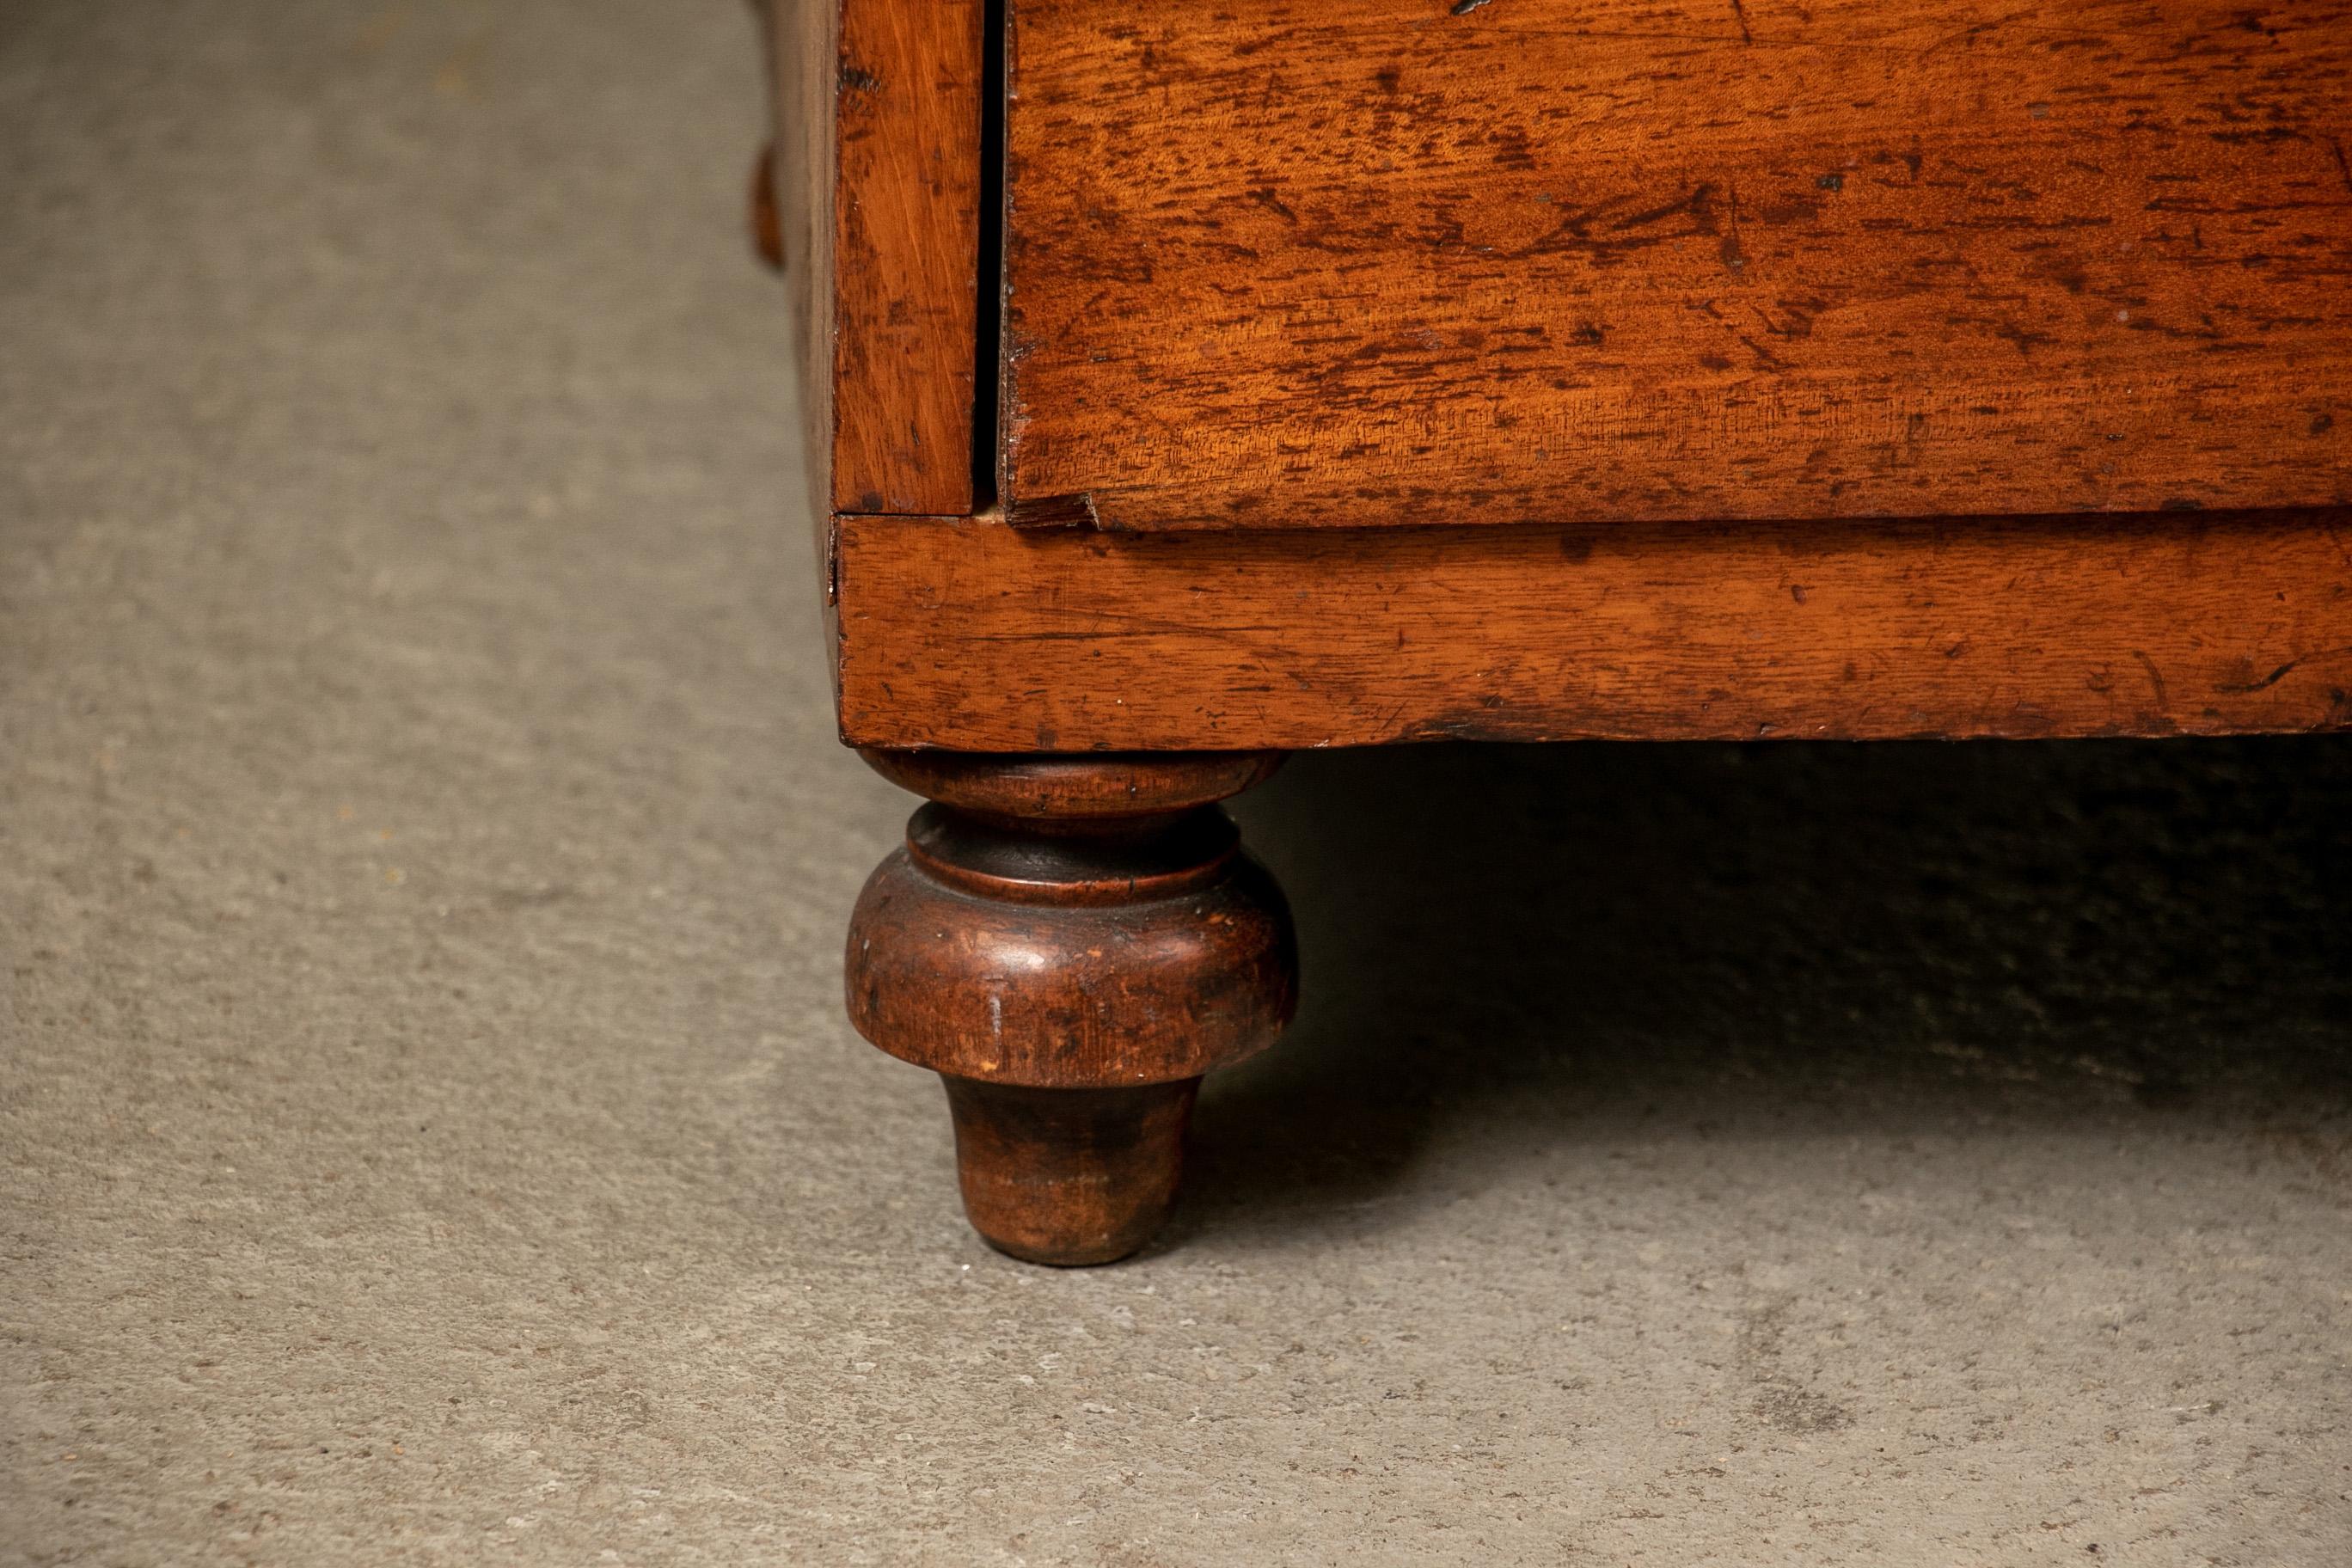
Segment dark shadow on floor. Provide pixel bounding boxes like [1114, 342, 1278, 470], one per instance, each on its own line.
[1176, 738, 2352, 1243]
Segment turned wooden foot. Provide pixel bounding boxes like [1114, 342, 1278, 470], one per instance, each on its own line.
[845, 752, 1296, 1265]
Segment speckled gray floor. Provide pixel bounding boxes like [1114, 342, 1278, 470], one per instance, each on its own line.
[4, 3, 2350, 1564]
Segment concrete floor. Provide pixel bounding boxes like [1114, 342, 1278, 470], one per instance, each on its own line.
[4, 2, 2350, 1563]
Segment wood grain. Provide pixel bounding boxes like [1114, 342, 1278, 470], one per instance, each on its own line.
[1001, 0, 2352, 530]
[777, 0, 983, 518]
[835, 510, 2352, 749]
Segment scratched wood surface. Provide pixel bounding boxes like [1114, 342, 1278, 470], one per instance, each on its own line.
[834, 511, 2352, 748]
[1001, 0, 2352, 530]
[779, 0, 983, 517]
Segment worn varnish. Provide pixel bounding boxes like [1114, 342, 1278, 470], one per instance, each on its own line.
[1001, 0, 2352, 530]
[846, 753, 1296, 1263]
[835, 510, 2352, 750]
[775, 0, 983, 518]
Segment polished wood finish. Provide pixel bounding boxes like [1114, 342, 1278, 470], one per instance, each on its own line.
[1001, 0, 2352, 530]
[775, 0, 983, 518]
[864, 748, 1285, 822]
[845, 753, 1295, 1264]
[940, 1079, 1198, 1267]
[836, 510, 2352, 750]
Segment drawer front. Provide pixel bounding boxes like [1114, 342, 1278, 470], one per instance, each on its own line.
[1000, 0, 2352, 530]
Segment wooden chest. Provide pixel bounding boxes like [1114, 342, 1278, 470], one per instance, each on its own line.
[765, 0, 2352, 1261]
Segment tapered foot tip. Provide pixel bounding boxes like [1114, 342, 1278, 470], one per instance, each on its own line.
[973, 1227, 1161, 1269]
[944, 1076, 1198, 1267]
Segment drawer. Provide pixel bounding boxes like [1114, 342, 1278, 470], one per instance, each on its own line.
[1000, 0, 2352, 530]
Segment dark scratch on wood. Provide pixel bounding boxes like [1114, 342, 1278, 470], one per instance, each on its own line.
[1729, 0, 1754, 46]
[1450, 0, 1497, 15]
[2331, 138, 2352, 194]
[2219, 659, 2300, 693]
[1008, 492, 1105, 530]
[2215, 646, 2352, 693]
[1248, 187, 1298, 223]
[1719, 182, 1747, 273]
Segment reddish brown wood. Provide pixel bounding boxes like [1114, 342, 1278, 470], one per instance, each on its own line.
[774, 7, 2352, 1267]
[835, 510, 2352, 750]
[862, 749, 1284, 822]
[940, 1079, 1198, 1267]
[774, 0, 983, 518]
[1001, 0, 2352, 530]
[845, 752, 1295, 1264]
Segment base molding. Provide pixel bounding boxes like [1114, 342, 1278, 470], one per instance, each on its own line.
[835, 509, 2352, 751]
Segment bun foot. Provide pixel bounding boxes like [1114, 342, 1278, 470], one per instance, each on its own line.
[845, 752, 1296, 1265]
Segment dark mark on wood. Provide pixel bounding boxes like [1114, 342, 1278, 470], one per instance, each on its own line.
[2216, 648, 2352, 694]
[1248, 187, 1297, 223]
[1007, 492, 1104, 530]
[2220, 659, 2301, 694]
